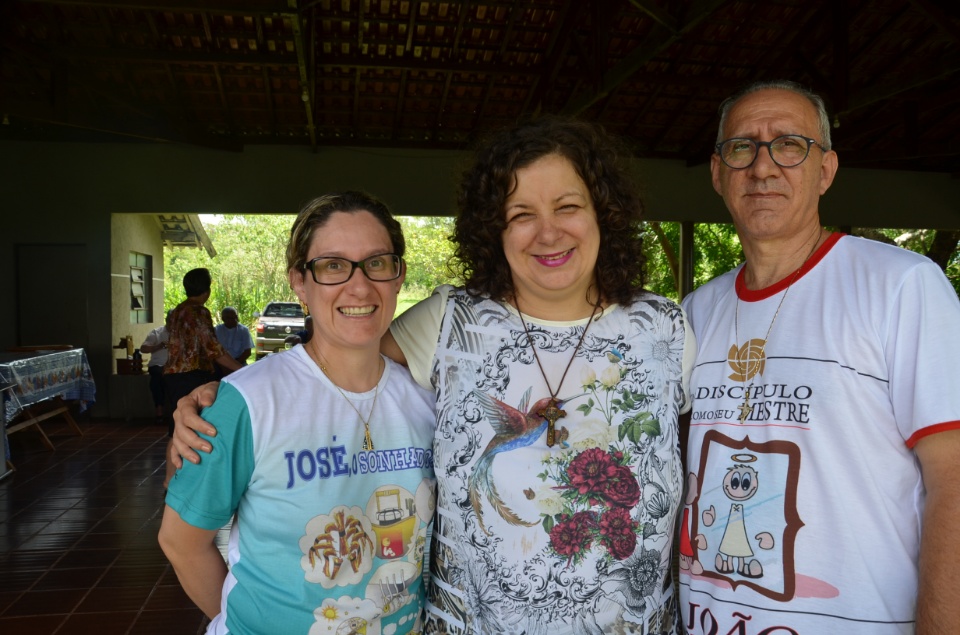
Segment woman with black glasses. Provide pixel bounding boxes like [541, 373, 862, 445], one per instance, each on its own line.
[159, 192, 436, 635]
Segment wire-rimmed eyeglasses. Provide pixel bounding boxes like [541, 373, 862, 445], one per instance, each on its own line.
[303, 253, 403, 285]
[715, 135, 825, 169]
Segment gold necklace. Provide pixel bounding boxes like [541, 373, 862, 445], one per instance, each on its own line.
[309, 346, 380, 450]
[517, 298, 602, 447]
[733, 231, 822, 424]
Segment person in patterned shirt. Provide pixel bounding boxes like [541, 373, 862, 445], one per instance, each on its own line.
[162, 268, 243, 488]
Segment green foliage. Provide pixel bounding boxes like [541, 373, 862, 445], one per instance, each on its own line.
[869, 228, 960, 296]
[396, 216, 461, 295]
[164, 214, 298, 325]
[948, 259, 960, 297]
[643, 222, 743, 300]
[164, 215, 460, 324]
[165, 216, 957, 325]
[620, 412, 660, 445]
[645, 224, 958, 299]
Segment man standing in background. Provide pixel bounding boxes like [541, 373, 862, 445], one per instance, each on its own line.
[140, 310, 171, 424]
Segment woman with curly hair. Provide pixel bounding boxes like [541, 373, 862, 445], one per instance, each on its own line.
[173, 117, 694, 634]
[449, 116, 649, 309]
[385, 116, 695, 633]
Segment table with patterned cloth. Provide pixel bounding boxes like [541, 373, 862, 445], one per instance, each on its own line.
[0, 348, 96, 467]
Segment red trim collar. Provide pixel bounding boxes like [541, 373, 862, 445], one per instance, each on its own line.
[736, 232, 843, 302]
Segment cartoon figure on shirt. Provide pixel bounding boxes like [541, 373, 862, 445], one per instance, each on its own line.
[679, 472, 706, 575]
[701, 461, 775, 578]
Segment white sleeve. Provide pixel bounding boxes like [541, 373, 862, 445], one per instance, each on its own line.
[389, 285, 453, 390]
[885, 261, 960, 445]
[141, 329, 158, 349]
[680, 306, 697, 414]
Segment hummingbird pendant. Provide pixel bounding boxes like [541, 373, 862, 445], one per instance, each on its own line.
[539, 398, 567, 447]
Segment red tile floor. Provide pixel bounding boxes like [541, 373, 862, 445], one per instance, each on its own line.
[1, 416, 228, 634]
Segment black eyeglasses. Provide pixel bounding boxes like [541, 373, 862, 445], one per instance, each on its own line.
[302, 253, 403, 285]
[715, 135, 825, 169]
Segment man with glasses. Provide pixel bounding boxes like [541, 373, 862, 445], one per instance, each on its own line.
[678, 80, 960, 634]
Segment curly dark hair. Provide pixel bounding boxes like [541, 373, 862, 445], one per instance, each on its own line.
[452, 116, 646, 306]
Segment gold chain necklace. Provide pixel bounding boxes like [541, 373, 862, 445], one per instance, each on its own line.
[517, 299, 602, 447]
[734, 231, 822, 424]
[309, 346, 380, 450]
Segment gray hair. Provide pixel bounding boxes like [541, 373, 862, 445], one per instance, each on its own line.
[717, 80, 832, 151]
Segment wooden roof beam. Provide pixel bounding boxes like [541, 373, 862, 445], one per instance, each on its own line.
[0, 97, 242, 150]
[19, 0, 294, 17]
[42, 43, 297, 67]
[521, 1, 577, 116]
[627, 0, 679, 34]
[560, 0, 728, 116]
[909, 0, 960, 46]
[840, 53, 960, 118]
[288, 2, 316, 150]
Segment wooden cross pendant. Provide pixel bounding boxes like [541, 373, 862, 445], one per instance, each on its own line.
[539, 398, 566, 447]
[737, 394, 753, 424]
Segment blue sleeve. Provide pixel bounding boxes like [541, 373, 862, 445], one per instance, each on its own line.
[165, 382, 255, 530]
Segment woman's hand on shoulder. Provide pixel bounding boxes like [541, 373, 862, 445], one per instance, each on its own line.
[170, 381, 222, 468]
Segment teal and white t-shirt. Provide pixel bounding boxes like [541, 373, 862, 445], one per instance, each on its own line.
[166, 345, 437, 635]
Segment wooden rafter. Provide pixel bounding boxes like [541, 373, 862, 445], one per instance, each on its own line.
[560, 0, 729, 116]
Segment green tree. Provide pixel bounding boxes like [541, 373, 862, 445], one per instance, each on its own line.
[166, 216, 957, 323]
[397, 216, 460, 294]
[165, 214, 297, 325]
[165, 214, 461, 322]
[849, 228, 960, 295]
[644, 223, 959, 300]
[643, 221, 743, 300]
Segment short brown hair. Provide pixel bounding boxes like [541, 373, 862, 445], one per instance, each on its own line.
[285, 191, 405, 276]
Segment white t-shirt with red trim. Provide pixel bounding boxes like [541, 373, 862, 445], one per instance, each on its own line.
[679, 233, 960, 634]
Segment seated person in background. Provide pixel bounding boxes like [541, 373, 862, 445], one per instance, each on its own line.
[285, 314, 314, 350]
[298, 314, 314, 344]
[140, 310, 171, 424]
[214, 306, 252, 366]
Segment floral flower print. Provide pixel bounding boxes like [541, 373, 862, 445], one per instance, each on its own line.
[549, 511, 599, 562]
[599, 507, 639, 560]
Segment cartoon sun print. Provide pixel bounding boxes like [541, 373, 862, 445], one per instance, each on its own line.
[309, 595, 380, 635]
